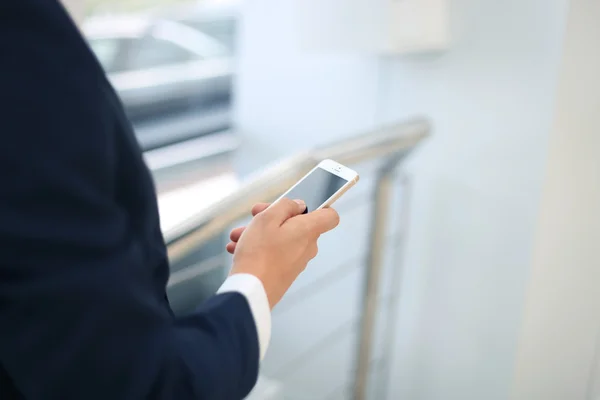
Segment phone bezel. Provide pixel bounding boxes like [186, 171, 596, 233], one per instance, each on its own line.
[316, 159, 358, 182]
[274, 159, 359, 210]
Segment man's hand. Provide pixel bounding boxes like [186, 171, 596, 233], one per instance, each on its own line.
[226, 203, 270, 255]
[227, 199, 340, 309]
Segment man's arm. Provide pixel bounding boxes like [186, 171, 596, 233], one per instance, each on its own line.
[0, 122, 262, 399]
[0, 3, 260, 398]
[0, 3, 339, 399]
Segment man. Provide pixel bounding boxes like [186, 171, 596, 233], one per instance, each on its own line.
[0, 1, 340, 399]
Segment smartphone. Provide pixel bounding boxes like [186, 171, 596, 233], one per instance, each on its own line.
[274, 159, 359, 213]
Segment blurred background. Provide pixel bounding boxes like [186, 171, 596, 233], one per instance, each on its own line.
[72, 0, 600, 398]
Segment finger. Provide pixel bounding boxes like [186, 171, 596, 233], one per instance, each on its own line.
[303, 207, 340, 235]
[308, 243, 319, 260]
[229, 226, 245, 242]
[226, 241, 237, 254]
[251, 203, 270, 216]
[263, 198, 306, 225]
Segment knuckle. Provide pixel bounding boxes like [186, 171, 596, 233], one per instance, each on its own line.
[331, 209, 341, 225]
[281, 197, 303, 214]
[278, 197, 295, 208]
[326, 208, 340, 227]
[253, 211, 269, 224]
[309, 243, 319, 259]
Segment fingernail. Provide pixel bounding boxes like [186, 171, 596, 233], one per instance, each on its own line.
[294, 199, 306, 209]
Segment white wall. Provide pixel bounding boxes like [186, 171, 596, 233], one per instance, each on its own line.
[235, 0, 568, 398]
[233, 0, 382, 176]
[511, 1, 600, 399]
[383, 1, 568, 399]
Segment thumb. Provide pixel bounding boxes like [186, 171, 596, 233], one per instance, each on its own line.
[265, 198, 307, 225]
[302, 207, 340, 235]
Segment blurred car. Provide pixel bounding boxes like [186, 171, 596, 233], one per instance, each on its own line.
[83, 15, 234, 150]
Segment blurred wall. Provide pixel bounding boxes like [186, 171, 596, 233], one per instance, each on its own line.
[234, 0, 568, 399]
[233, 0, 381, 174]
[511, 1, 600, 399]
[381, 1, 568, 399]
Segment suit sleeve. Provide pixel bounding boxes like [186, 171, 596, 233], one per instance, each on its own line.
[0, 5, 259, 399]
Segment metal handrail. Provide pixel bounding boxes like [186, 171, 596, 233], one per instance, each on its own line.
[165, 117, 431, 400]
[165, 118, 429, 260]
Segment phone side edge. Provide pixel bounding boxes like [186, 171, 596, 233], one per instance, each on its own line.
[318, 178, 358, 210]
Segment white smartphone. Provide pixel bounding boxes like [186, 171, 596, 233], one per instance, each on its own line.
[274, 159, 359, 213]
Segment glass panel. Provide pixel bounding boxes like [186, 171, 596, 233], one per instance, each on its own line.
[88, 38, 121, 73]
[83, 2, 237, 150]
[182, 19, 237, 52]
[128, 36, 194, 70]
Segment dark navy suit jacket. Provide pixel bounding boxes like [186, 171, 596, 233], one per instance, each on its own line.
[0, 1, 259, 399]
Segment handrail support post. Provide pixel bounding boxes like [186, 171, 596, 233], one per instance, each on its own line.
[353, 156, 403, 400]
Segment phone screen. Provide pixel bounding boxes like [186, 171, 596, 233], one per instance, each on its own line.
[282, 168, 348, 213]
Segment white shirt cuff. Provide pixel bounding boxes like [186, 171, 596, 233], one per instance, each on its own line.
[217, 273, 271, 360]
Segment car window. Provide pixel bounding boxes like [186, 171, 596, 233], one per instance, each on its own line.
[195, 20, 236, 52]
[181, 19, 237, 53]
[152, 20, 230, 60]
[128, 37, 195, 70]
[88, 38, 122, 73]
